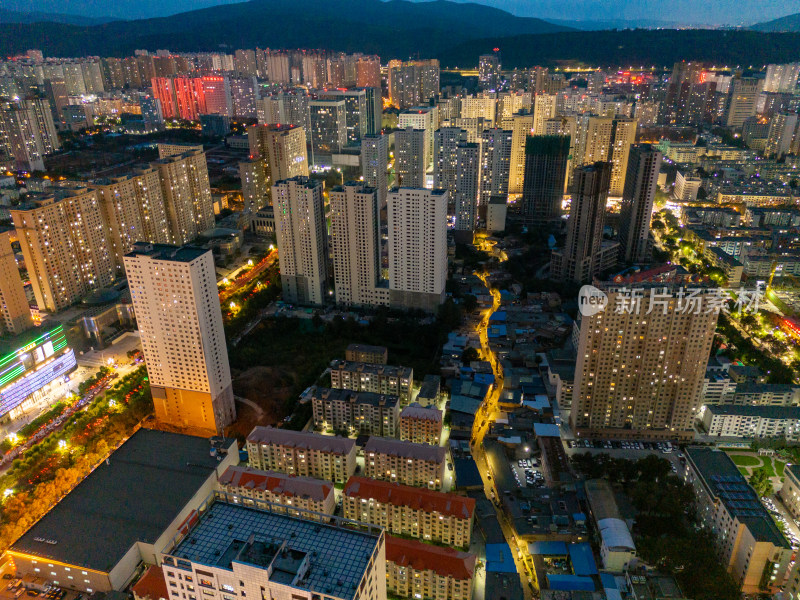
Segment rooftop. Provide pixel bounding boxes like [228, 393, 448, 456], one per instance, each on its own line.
[363, 436, 446, 463]
[310, 387, 399, 408]
[131, 566, 168, 600]
[218, 466, 333, 502]
[705, 404, 800, 419]
[247, 427, 356, 455]
[169, 500, 380, 600]
[330, 360, 412, 378]
[685, 447, 789, 548]
[399, 403, 442, 422]
[344, 476, 474, 519]
[126, 242, 209, 263]
[10, 430, 234, 572]
[385, 535, 475, 580]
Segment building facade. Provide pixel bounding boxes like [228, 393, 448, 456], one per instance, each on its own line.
[310, 387, 400, 437]
[363, 436, 446, 490]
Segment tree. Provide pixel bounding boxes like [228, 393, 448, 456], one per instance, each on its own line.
[749, 466, 772, 497]
[461, 347, 479, 365]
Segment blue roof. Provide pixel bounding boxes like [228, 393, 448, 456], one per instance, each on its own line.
[499, 290, 514, 300]
[569, 543, 598, 576]
[547, 574, 596, 591]
[529, 541, 568, 556]
[453, 457, 483, 489]
[600, 573, 619, 590]
[486, 543, 517, 573]
[490, 311, 507, 322]
[474, 373, 496, 386]
[573, 512, 587, 523]
[450, 396, 483, 415]
[488, 324, 507, 338]
[534, 422, 561, 438]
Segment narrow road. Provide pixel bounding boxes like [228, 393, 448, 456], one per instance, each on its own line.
[470, 272, 534, 599]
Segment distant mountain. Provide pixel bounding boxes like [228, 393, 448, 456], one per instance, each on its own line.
[0, 0, 572, 58]
[751, 13, 800, 32]
[542, 18, 707, 30]
[440, 29, 800, 68]
[0, 9, 116, 25]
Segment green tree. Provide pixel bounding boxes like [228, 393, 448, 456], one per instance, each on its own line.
[461, 347, 479, 365]
[749, 466, 772, 497]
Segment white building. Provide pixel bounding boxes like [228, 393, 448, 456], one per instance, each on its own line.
[700, 405, 800, 440]
[387, 188, 448, 312]
[124, 243, 235, 435]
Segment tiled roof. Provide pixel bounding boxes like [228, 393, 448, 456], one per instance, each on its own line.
[132, 566, 168, 600]
[363, 436, 446, 462]
[247, 426, 355, 454]
[344, 476, 474, 519]
[219, 466, 333, 502]
[385, 535, 476, 580]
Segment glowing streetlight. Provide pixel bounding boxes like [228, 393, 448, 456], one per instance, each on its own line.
[58, 439, 67, 450]
[3, 489, 12, 499]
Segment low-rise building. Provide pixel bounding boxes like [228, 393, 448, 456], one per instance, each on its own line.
[416, 374, 441, 407]
[385, 535, 476, 600]
[310, 386, 399, 437]
[364, 436, 446, 489]
[160, 497, 387, 600]
[731, 383, 800, 407]
[246, 426, 356, 483]
[343, 476, 474, 548]
[217, 465, 335, 518]
[779, 465, 800, 520]
[700, 405, 800, 440]
[399, 403, 443, 445]
[330, 360, 414, 405]
[345, 343, 388, 364]
[683, 447, 791, 594]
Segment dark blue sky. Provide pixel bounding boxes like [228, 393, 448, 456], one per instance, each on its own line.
[4, 0, 800, 24]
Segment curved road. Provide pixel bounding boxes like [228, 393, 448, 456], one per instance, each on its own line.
[470, 272, 535, 599]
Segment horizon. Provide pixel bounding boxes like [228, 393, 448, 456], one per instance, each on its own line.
[3, 0, 800, 25]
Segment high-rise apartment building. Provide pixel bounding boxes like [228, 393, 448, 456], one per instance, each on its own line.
[309, 100, 347, 161]
[389, 60, 440, 109]
[394, 127, 427, 188]
[152, 147, 215, 244]
[362, 86, 382, 135]
[239, 158, 269, 214]
[0, 97, 60, 171]
[570, 284, 719, 439]
[92, 167, 172, 271]
[361, 134, 389, 204]
[356, 55, 382, 89]
[520, 135, 570, 223]
[607, 117, 637, 196]
[478, 128, 513, 204]
[727, 77, 762, 128]
[532, 94, 557, 135]
[507, 110, 534, 195]
[124, 243, 236, 435]
[229, 76, 258, 118]
[387, 188, 448, 311]
[478, 54, 501, 91]
[454, 142, 480, 235]
[618, 144, 662, 264]
[765, 113, 799, 158]
[433, 127, 469, 195]
[550, 162, 611, 283]
[329, 183, 388, 307]
[0, 229, 32, 335]
[274, 177, 329, 305]
[764, 63, 800, 94]
[201, 75, 232, 116]
[398, 106, 437, 169]
[246, 124, 309, 204]
[318, 88, 368, 145]
[12, 186, 115, 313]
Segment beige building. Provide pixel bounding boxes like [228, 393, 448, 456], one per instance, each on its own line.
[152, 147, 215, 244]
[345, 343, 388, 364]
[684, 447, 791, 594]
[238, 159, 268, 214]
[343, 476, 474, 548]
[385, 535, 476, 600]
[363, 436, 446, 489]
[571, 284, 719, 440]
[124, 243, 235, 435]
[217, 465, 335, 519]
[274, 176, 329, 306]
[12, 186, 115, 312]
[329, 183, 389, 308]
[399, 403, 442, 445]
[0, 228, 32, 334]
[779, 464, 800, 520]
[310, 386, 399, 437]
[246, 124, 309, 194]
[580, 115, 637, 196]
[246, 426, 356, 483]
[507, 111, 534, 195]
[330, 360, 413, 404]
[92, 168, 171, 272]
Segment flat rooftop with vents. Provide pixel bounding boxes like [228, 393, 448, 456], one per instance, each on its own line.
[163, 498, 384, 600]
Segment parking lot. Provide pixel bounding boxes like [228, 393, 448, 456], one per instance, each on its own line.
[511, 458, 545, 489]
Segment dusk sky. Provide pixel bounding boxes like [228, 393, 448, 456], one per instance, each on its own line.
[4, 0, 800, 24]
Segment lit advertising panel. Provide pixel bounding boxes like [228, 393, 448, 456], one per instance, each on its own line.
[0, 350, 77, 417]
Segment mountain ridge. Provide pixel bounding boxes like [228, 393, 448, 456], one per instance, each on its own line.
[751, 13, 800, 32]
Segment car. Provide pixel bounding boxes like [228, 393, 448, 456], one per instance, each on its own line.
[448, 463, 453, 471]
[2, 576, 12, 581]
